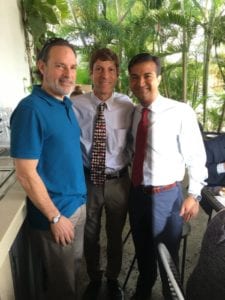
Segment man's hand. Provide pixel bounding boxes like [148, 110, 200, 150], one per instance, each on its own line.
[180, 195, 200, 222]
[50, 216, 75, 246]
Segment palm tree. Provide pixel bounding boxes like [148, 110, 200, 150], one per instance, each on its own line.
[21, 0, 225, 132]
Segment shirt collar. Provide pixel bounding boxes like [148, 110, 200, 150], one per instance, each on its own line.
[91, 91, 118, 111]
[32, 85, 71, 107]
[136, 94, 166, 113]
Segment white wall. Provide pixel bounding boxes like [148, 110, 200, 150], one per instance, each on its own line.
[0, 0, 30, 147]
[0, 0, 30, 110]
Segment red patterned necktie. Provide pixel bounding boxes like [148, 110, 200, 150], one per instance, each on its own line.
[91, 102, 106, 185]
[131, 108, 149, 187]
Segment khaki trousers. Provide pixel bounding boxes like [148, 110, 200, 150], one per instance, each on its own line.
[84, 173, 130, 281]
[30, 204, 86, 300]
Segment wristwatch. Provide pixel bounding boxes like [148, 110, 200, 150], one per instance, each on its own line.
[51, 214, 61, 224]
[189, 194, 202, 202]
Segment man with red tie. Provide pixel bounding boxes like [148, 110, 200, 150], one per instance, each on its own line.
[128, 53, 207, 300]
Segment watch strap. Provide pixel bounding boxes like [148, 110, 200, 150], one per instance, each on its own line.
[51, 214, 61, 224]
[189, 193, 202, 202]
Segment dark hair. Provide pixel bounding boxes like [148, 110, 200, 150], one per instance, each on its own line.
[128, 53, 161, 76]
[70, 85, 83, 97]
[37, 37, 76, 62]
[89, 48, 119, 73]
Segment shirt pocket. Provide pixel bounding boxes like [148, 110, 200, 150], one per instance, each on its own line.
[107, 127, 128, 154]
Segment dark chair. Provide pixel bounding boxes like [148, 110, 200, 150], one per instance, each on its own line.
[158, 243, 185, 300]
[180, 222, 191, 284]
[122, 222, 191, 289]
[201, 187, 224, 223]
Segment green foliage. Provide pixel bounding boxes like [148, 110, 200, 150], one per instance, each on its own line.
[21, 0, 70, 48]
[207, 107, 223, 132]
[76, 68, 91, 85]
[21, 0, 225, 132]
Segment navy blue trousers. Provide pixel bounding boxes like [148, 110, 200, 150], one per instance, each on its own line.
[128, 183, 183, 298]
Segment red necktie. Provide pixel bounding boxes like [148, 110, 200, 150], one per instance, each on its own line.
[90, 103, 106, 185]
[131, 108, 149, 187]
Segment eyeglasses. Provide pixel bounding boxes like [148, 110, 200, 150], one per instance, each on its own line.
[43, 37, 68, 49]
[37, 37, 72, 61]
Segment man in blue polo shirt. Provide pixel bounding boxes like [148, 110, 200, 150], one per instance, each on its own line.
[10, 38, 86, 300]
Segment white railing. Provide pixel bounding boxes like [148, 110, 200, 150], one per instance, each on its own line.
[0, 181, 26, 300]
[0, 108, 12, 148]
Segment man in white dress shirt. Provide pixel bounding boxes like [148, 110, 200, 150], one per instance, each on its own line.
[128, 53, 207, 300]
[72, 48, 134, 300]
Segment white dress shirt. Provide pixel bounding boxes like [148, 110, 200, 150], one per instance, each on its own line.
[72, 92, 134, 172]
[132, 95, 208, 195]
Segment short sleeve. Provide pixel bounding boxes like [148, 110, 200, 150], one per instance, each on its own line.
[10, 104, 43, 159]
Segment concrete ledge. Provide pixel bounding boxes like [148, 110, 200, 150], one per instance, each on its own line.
[0, 181, 26, 268]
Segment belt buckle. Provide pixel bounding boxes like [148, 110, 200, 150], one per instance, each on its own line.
[109, 171, 119, 179]
[106, 167, 127, 180]
[106, 171, 119, 180]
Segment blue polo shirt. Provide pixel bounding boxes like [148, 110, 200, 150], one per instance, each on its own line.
[10, 85, 86, 230]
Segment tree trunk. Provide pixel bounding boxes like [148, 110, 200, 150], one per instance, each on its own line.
[202, 2, 216, 126]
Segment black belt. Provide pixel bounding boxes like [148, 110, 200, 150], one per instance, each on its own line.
[84, 166, 128, 180]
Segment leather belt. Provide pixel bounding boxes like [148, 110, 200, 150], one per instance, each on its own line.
[141, 182, 177, 194]
[84, 166, 128, 180]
